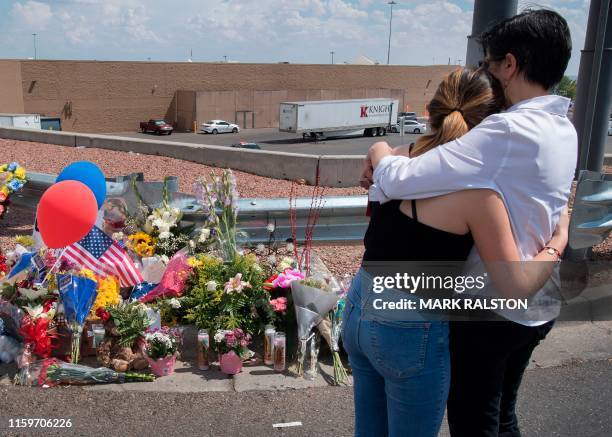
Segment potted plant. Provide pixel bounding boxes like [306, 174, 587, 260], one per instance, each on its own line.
[143, 327, 182, 377]
[213, 328, 251, 375]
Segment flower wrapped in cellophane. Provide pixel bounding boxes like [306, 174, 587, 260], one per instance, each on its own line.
[290, 278, 342, 380]
[14, 358, 154, 387]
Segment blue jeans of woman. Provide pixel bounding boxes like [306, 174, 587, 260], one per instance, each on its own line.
[341, 269, 450, 437]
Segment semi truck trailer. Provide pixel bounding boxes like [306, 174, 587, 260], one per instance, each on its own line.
[279, 98, 399, 140]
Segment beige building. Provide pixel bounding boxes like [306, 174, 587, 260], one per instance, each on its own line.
[0, 59, 456, 133]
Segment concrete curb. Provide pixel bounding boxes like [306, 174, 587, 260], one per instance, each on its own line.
[0, 127, 363, 188]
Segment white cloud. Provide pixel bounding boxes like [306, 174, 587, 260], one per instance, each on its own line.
[12, 0, 53, 28]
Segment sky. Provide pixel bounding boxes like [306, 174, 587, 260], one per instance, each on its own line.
[0, 0, 590, 75]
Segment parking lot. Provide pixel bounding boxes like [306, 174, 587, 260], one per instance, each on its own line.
[109, 127, 612, 156]
[109, 128, 424, 156]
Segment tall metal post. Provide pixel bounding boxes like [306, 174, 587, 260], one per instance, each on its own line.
[32, 33, 37, 60]
[575, 0, 612, 172]
[387, 1, 396, 65]
[465, 0, 518, 67]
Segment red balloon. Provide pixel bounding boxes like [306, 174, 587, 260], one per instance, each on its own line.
[37, 180, 98, 249]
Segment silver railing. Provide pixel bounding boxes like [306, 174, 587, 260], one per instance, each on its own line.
[12, 172, 369, 245]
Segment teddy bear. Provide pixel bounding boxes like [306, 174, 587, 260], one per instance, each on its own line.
[96, 320, 148, 373]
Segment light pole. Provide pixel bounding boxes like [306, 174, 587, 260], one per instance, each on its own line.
[387, 1, 397, 65]
[32, 33, 37, 60]
[330, 51, 335, 64]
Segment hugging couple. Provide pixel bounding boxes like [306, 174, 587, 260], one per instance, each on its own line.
[342, 9, 577, 437]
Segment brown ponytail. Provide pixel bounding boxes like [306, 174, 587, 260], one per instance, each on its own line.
[410, 68, 504, 157]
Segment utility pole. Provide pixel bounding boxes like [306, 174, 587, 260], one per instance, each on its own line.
[32, 33, 37, 60]
[330, 51, 335, 64]
[223, 55, 227, 62]
[387, 1, 397, 65]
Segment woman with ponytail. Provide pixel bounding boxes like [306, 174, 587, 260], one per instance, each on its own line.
[342, 67, 569, 437]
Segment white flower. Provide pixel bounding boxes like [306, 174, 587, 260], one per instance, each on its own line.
[206, 280, 218, 292]
[160, 255, 170, 264]
[24, 304, 45, 319]
[256, 243, 265, 253]
[158, 231, 172, 240]
[112, 232, 125, 241]
[267, 255, 277, 265]
[278, 257, 295, 272]
[18, 287, 47, 301]
[188, 240, 196, 249]
[266, 223, 275, 233]
[286, 242, 294, 252]
[198, 228, 210, 243]
[169, 298, 181, 309]
[214, 331, 225, 343]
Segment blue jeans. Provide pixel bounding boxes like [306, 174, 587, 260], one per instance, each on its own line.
[341, 269, 450, 437]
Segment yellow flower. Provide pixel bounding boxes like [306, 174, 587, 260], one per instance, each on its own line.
[78, 268, 97, 282]
[15, 235, 35, 248]
[127, 232, 157, 257]
[5, 173, 13, 182]
[0, 186, 8, 196]
[14, 167, 26, 180]
[0, 164, 7, 172]
[90, 275, 121, 317]
[187, 256, 203, 268]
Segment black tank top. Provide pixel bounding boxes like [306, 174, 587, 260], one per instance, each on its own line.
[363, 200, 474, 262]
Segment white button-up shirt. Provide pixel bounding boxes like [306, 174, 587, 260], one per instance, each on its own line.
[371, 95, 577, 325]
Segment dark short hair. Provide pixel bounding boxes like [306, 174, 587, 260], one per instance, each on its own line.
[480, 9, 572, 89]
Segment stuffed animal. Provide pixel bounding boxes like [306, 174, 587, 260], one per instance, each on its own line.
[96, 320, 148, 372]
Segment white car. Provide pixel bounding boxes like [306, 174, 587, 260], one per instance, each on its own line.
[200, 120, 240, 134]
[401, 120, 427, 134]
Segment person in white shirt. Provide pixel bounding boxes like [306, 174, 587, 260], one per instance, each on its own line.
[362, 9, 576, 437]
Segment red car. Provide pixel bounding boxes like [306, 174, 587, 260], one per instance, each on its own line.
[140, 119, 173, 135]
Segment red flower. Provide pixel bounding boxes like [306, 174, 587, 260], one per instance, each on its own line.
[263, 274, 279, 291]
[0, 192, 6, 203]
[95, 307, 111, 322]
[19, 316, 57, 358]
[42, 299, 56, 313]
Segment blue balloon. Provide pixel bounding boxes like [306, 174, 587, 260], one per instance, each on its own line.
[56, 161, 106, 209]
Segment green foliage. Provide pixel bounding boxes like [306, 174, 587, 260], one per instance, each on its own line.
[553, 76, 577, 100]
[107, 302, 151, 347]
[184, 253, 273, 334]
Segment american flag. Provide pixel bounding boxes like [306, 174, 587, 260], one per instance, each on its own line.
[60, 226, 143, 287]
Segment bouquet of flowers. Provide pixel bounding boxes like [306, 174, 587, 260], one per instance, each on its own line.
[14, 358, 154, 387]
[139, 249, 193, 303]
[193, 169, 239, 262]
[213, 328, 251, 356]
[291, 278, 343, 380]
[144, 327, 181, 360]
[57, 275, 98, 363]
[0, 162, 27, 219]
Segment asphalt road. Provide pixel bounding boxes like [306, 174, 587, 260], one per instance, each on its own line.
[110, 127, 612, 157]
[111, 129, 429, 156]
[1, 359, 611, 437]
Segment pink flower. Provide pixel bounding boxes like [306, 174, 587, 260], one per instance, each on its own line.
[224, 273, 251, 294]
[271, 268, 305, 289]
[270, 297, 288, 313]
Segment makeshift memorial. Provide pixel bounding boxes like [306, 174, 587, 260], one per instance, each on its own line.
[143, 327, 182, 377]
[0, 162, 27, 219]
[57, 275, 98, 363]
[14, 358, 154, 387]
[213, 328, 251, 374]
[264, 325, 275, 366]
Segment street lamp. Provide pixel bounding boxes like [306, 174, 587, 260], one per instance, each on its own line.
[330, 51, 335, 64]
[32, 33, 37, 60]
[387, 1, 397, 65]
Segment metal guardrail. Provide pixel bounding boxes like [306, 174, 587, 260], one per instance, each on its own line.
[569, 170, 612, 253]
[12, 172, 369, 245]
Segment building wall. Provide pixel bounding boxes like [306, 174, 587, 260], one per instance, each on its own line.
[0, 60, 25, 114]
[15, 60, 457, 133]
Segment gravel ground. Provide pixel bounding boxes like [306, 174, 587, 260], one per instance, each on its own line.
[0, 139, 609, 275]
